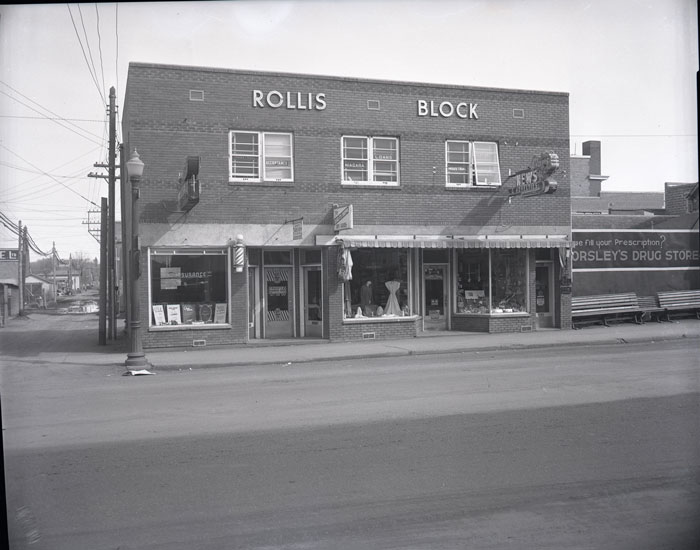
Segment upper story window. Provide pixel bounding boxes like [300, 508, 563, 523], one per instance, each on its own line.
[229, 131, 293, 182]
[342, 136, 399, 186]
[445, 140, 501, 187]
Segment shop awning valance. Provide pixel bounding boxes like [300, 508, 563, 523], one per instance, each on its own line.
[336, 235, 572, 249]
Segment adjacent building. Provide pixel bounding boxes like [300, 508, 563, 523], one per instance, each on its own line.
[122, 63, 573, 348]
[571, 141, 699, 296]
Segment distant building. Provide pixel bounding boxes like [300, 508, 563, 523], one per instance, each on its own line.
[570, 141, 699, 296]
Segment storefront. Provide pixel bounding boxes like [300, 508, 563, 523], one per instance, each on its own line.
[122, 63, 572, 348]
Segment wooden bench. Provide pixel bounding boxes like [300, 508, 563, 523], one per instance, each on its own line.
[637, 295, 666, 323]
[657, 290, 700, 321]
[571, 293, 643, 329]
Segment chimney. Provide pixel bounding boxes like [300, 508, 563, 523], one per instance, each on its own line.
[582, 140, 602, 175]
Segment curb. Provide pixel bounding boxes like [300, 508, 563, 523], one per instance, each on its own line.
[142, 331, 699, 372]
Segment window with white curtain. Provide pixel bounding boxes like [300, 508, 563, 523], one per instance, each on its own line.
[230, 131, 293, 182]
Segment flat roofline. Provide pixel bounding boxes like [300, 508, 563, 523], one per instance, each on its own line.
[126, 61, 570, 98]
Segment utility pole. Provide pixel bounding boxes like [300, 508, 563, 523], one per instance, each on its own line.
[52, 242, 56, 305]
[68, 254, 72, 294]
[17, 220, 23, 316]
[89, 87, 119, 341]
[99, 197, 108, 345]
[108, 87, 117, 340]
[119, 143, 130, 335]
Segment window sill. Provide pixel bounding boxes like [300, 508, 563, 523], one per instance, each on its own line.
[341, 183, 401, 190]
[343, 315, 419, 324]
[149, 323, 231, 331]
[229, 180, 295, 188]
[454, 312, 530, 317]
[445, 185, 501, 191]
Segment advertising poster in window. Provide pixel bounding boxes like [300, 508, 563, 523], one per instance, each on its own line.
[166, 304, 182, 324]
[214, 303, 227, 324]
[182, 303, 196, 324]
[160, 267, 181, 289]
[152, 304, 167, 326]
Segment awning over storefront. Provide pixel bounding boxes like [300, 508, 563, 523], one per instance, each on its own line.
[335, 235, 572, 249]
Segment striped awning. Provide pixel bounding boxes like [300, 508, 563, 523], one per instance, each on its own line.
[336, 235, 572, 249]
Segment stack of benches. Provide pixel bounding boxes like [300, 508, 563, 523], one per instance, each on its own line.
[571, 289, 700, 328]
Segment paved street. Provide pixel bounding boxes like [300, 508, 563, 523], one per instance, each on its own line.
[1, 314, 699, 549]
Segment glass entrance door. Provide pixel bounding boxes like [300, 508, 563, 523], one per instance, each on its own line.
[423, 264, 448, 331]
[248, 267, 260, 339]
[303, 267, 322, 338]
[265, 267, 293, 338]
[535, 262, 554, 328]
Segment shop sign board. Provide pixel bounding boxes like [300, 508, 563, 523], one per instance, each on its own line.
[293, 219, 303, 240]
[334, 204, 354, 232]
[572, 230, 700, 270]
[0, 249, 18, 261]
[507, 151, 559, 197]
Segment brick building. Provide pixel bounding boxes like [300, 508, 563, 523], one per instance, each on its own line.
[122, 63, 573, 348]
[570, 141, 699, 296]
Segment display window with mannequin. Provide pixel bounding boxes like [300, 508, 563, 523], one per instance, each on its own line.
[345, 249, 410, 317]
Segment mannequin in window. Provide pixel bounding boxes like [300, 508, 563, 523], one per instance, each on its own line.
[360, 280, 373, 314]
[384, 277, 402, 316]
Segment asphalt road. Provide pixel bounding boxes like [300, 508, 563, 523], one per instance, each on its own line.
[1, 319, 699, 549]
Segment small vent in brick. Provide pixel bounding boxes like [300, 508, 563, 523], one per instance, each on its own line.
[193, 339, 207, 347]
[513, 108, 525, 119]
[367, 100, 380, 111]
[189, 90, 204, 101]
[362, 332, 376, 340]
[520, 325, 532, 332]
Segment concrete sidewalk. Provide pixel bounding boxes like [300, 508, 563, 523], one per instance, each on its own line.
[2, 312, 699, 371]
[141, 318, 700, 371]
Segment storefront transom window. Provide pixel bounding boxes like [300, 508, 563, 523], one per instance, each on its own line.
[455, 249, 527, 314]
[149, 250, 229, 326]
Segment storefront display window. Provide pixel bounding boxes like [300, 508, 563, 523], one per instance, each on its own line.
[455, 249, 527, 314]
[456, 250, 490, 314]
[344, 249, 410, 318]
[150, 250, 228, 326]
[490, 250, 527, 312]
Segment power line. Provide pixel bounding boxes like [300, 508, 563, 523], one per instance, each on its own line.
[0, 161, 96, 179]
[0, 212, 50, 256]
[95, 4, 107, 100]
[1, 162, 96, 202]
[66, 3, 106, 106]
[0, 115, 106, 123]
[0, 82, 106, 144]
[78, 3, 104, 102]
[115, 2, 122, 143]
[0, 144, 100, 208]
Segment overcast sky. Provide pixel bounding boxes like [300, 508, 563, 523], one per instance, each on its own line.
[0, 0, 697, 261]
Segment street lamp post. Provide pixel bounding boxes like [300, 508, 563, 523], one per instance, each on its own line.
[124, 149, 150, 370]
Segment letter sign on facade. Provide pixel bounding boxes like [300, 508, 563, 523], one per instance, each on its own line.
[252, 90, 327, 111]
[417, 99, 478, 119]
